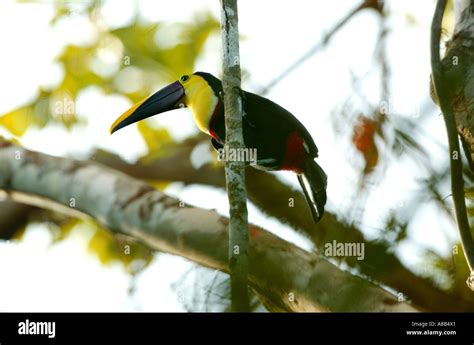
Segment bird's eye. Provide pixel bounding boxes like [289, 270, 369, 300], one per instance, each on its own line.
[180, 75, 189, 82]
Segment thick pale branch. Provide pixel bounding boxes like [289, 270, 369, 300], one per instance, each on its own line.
[90, 144, 474, 311]
[0, 141, 417, 312]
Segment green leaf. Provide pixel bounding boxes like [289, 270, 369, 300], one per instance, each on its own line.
[137, 121, 173, 153]
[0, 107, 32, 137]
[87, 222, 153, 270]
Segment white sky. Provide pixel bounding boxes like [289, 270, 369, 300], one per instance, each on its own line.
[0, 0, 460, 311]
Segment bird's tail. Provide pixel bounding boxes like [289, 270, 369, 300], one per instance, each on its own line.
[298, 158, 327, 223]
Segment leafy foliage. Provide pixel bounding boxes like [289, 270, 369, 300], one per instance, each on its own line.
[3, 0, 474, 311]
[0, 1, 219, 273]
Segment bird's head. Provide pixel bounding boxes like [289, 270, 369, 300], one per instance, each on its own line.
[110, 72, 222, 134]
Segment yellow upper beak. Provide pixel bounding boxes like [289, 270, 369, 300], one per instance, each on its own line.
[109, 98, 147, 134]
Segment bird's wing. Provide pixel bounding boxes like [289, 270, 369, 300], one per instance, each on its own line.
[239, 89, 257, 129]
[242, 91, 319, 158]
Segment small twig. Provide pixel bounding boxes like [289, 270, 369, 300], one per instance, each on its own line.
[258, 1, 383, 95]
[430, 0, 474, 290]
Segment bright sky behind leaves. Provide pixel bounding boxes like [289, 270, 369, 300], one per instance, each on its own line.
[0, 0, 457, 311]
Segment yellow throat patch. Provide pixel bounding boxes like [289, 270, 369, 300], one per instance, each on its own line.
[181, 75, 218, 135]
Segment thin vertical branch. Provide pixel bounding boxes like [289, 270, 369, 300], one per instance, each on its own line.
[219, 0, 250, 310]
[431, 0, 474, 290]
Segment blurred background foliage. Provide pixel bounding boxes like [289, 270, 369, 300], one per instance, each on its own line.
[1, 0, 474, 311]
[0, 1, 219, 281]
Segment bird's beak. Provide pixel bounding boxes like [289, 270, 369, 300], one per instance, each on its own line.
[110, 80, 185, 134]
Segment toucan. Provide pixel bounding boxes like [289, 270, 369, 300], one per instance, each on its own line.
[110, 72, 327, 223]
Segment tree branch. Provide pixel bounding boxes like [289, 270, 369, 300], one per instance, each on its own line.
[90, 142, 474, 311]
[220, 0, 250, 311]
[0, 141, 418, 312]
[431, 0, 474, 289]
